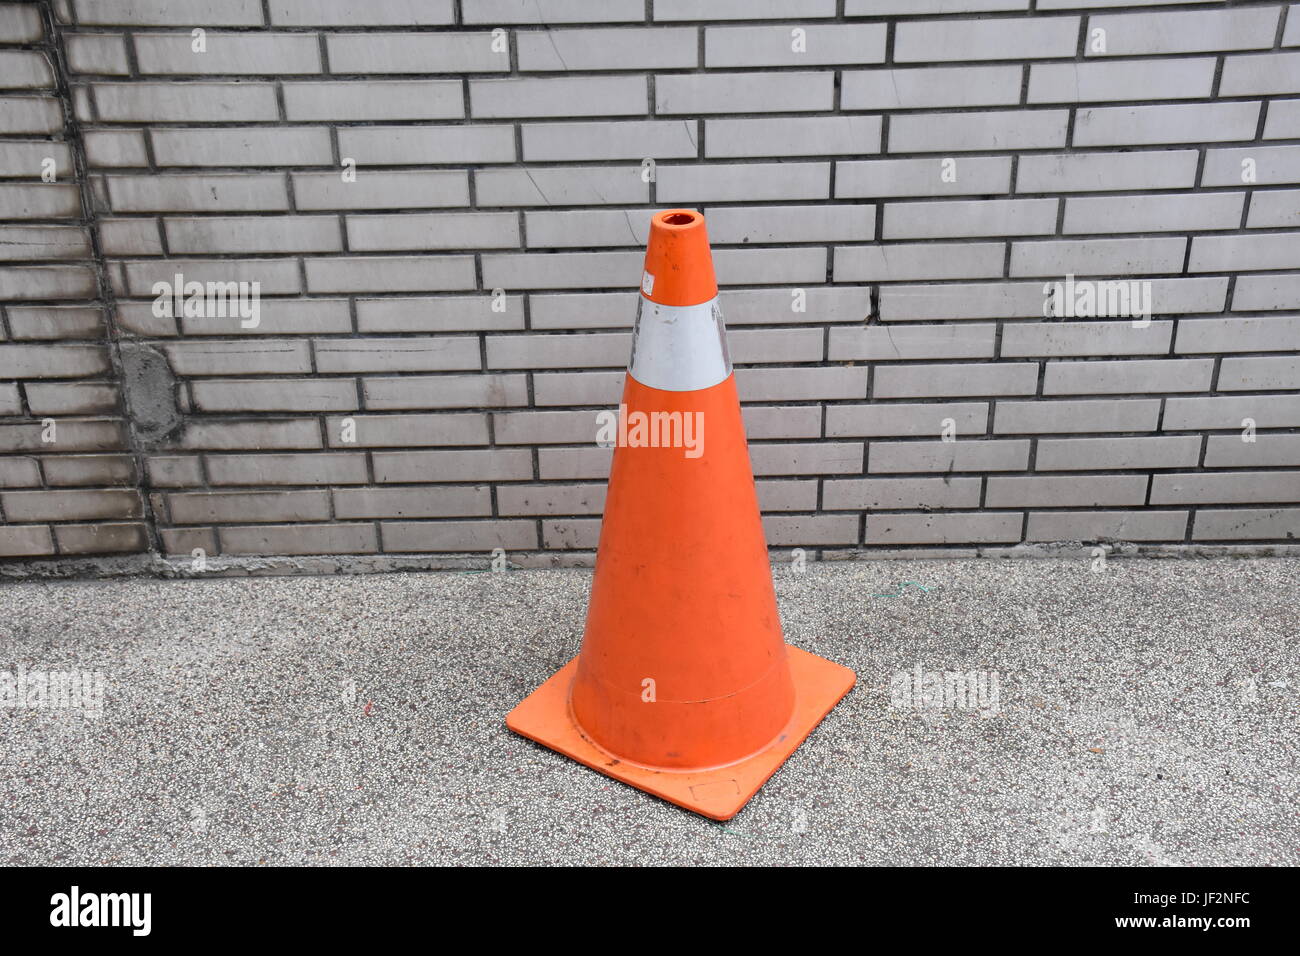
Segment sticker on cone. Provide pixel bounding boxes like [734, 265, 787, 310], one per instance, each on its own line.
[506, 209, 856, 821]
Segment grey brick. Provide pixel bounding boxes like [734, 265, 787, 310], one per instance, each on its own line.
[1064, 193, 1245, 234]
[764, 515, 861, 546]
[874, 363, 1038, 398]
[99, 219, 164, 257]
[191, 379, 359, 413]
[486, 332, 625, 370]
[2, 489, 142, 522]
[363, 374, 528, 409]
[0, 97, 61, 134]
[0, 525, 54, 557]
[105, 174, 289, 213]
[476, 167, 647, 206]
[221, 523, 377, 555]
[842, 65, 1023, 109]
[1002, 321, 1172, 357]
[1151, 472, 1300, 505]
[346, 213, 519, 252]
[1019, 150, 1200, 192]
[744, 406, 823, 439]
[163, 340, 310, 377]
[705, 24, 885, 67]
[1232, 274, 1300, 311]
[0, 344, 108, 378]
[464, 0, 642, 23]
[656, 0, 835, 21]
[480, 251, 641, 290]
[528, 292, 637, 329]
[1029, 58, 1216, 103]
[890, 110, 1069, 153]
[314, 337, 480, 374]
[1264, 99, 1300, 139]
[136, 32, 322, 74]
[1247, 189, 1300, 229]
[868, 439, 1028, 473]
[835, 242, 1004, 281]
[303, 256, 477, 294]
[334, 486, 491, 519]
[323, 413, 489, 448]
[656, 72, 834, 114]
[498, 483, 604, 516]
[83, 130, 149, 167]
[705, 203, 878, 245]
[518, 27, 697, 70]
[178, 298, 352, 336]
[0, 141, 72, 180]
[1194, 508, 1300, 541]
[0, 3, 42, 42]
[823, 477, 981, 510]
[77, 0, 264, 25]
[705, 116, 880, 158]
[337, 126, 516, 166]
[865, 512, 1022, 546]
[1218, 356, 1300, 391]
[994, 399, 1161, 434]
[292, 170, 469, 211]
[1220, 52, 1300, 96]
[523, 209, 653, 248]
[373, 449, 533, 483]
[152, 128, 333, 167]
[0, 224, 91, 261]
[1011, 237, 1187, 277]
[1045, 358, 1213, 395]
[714, 247, 827, 285]
[54, 523, 148, 554]
[6, 306, 104, 341]
[986, 475, 1147, 507]
[0, 183, 81, 219]
[381, 519, 538, 552]
[0, 265, 96, 300]
[146, 456, 202, 488]
[178, 421, 322, 452]
[164, 216, 341, 254]
[532, 371, 622, 406]
[658, 163, 830, 202]
[828, 324, 996, 360]
[169, 490, 331, 524]
[1205, 435, 1300, 468]
[721, 287, 874, 325]
[1190, 234, 1300, 273]
[471, 76, 645, 118]
[1202, 145, 1300, 187]
[66, 34, 130, 75]
[0, 420, 124, 454]
[825, 402, 990, 438]
[270, 0, 453, 25]
[0, 50, 54, 87]
[327, 32, 508, 74]
[206, 452, 367, 484]
[537, 447, 612, 480]
[754, 442, 866, 477]
[1027, 510, 1188, 542]
[357, 296, 524, 333]
[523, 121, 699, 162]
[91, 82, 279, 122]
[1036, 435, 1200, 470]
[1075, 102, 1260, 148]
[1176, 316, 1300, 354]
[838, 157, 1012, 199]
[1086, 8, 1279, 56]
[1163, 395, 1300, 430]
[737, 367, 869, 402]
[896, 16, 1080, 62]
[39, 454, 135, 487]
[885, 199, 1057, 240]
[285, 80, 463, 121]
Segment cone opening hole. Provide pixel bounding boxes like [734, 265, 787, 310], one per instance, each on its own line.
[663, 213, 696, 225]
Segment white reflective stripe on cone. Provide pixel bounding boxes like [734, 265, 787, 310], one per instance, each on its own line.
[627, 295, 732, 392]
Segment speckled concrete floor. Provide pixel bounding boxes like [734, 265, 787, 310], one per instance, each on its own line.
[0, 558, 1295, 866]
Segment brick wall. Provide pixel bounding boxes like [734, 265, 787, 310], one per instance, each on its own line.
[1, 0, 1298, 568]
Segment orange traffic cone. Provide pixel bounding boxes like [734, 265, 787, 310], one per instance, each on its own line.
[506, 209, 855, 820]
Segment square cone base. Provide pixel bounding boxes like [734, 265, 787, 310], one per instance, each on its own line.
[506, 645, 856, 821]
